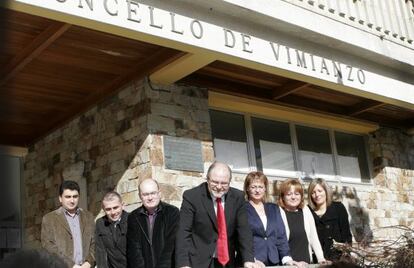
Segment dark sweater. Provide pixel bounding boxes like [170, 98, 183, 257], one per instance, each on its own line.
[309, 202, 352, 260]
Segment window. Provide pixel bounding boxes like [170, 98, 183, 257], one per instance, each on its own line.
[296, 125, 334, 177]
[210, 110, 250, 172]
[210, 109, 371, 182]
[335, 131, 370, 182]
[251, 117, 295, 176]
[0, 155, 21, 259]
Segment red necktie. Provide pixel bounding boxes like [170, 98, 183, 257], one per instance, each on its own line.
[216, 197, 229, 266]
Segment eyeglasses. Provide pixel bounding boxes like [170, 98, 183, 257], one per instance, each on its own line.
[208, 179, 229, 187]
[141, 191, 159, 198]
[249, 185, 265, 191]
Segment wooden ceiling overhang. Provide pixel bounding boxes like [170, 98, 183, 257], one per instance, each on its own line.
[1, 9, 413, 147]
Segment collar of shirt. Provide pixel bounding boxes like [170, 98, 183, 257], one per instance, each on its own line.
[111, 218, 121, 227]
[210, 194, 226, 204]
[62, 207, 80, 218]
[210, 194, 226, 215]
[145, 207, 159, 217]
[138, 204, 161, 216]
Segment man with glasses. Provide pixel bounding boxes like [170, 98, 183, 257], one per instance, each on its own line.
[176, 161, 256, 268]
[126, 178, 179, 268]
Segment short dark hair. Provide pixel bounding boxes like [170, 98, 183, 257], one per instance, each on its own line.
[59, 180, 80, 196]
[0, 249, 66, 268]
[102, 191, 122, 203]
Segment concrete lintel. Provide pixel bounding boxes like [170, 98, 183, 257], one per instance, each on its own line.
[150, 53, 216, 85]
[209, 91, 379, 134]
[0, 145, 28, 157]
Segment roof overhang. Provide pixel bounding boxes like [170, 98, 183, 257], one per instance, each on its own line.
[0, 1, 413, 147]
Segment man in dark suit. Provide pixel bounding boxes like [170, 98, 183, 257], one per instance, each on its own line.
[127, 178, 180, 268]
[176, 161, 256, 268]
[95, 191, 128, 268]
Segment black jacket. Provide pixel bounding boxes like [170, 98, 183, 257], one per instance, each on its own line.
[95, 211, 128, 268]
[175, 182, 254, 268]
[127, 201, 179, 268]
[309, 202, 352, 260]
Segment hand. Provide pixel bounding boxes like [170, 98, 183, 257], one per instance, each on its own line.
[288, 260, 308, 268]
[319, 260, 332, 265]
[80, 262, 91, 268]
[254, 260, 266, 268]
[243, 261, 256, 268]
[73, 265, 81, 268]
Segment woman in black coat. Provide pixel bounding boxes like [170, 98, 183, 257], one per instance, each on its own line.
[307, 178, 352, 261]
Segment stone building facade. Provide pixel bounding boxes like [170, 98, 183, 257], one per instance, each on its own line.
[22, 78, 414, 248]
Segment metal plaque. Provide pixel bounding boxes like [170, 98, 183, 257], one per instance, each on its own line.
[164, 136, 204, 172]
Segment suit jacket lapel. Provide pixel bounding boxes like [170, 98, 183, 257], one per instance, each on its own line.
[263, 203, 271, 235]
[136, 209, 151, 245]
[115, 212, 128, 247]
[224, 189, 234, 228]
[247, 201, 266, 236]
[57, 208, 72, 235]
[201, 183, 217, 229]
[79, 209, 86, 236]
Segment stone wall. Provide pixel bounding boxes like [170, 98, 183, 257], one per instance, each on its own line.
[23, 78, 150, 247]
[369, 127, 414, 170]
[145, 82, 213, 207]
[21, 78, 213, 247]
[22, 77, 414, 248]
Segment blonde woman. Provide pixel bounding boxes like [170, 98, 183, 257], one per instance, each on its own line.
[308, 178, 352, 261]
[278, 179, 328, 265]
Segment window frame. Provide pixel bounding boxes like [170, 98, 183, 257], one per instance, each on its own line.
[0, 146, 25, 259]
[210, 108, 374, 185]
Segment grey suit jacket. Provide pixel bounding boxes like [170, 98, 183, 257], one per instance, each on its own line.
[41, 207, 95, 268]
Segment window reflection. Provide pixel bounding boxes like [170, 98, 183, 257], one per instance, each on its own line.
[296, 125, 335, 176]
[210, 110, 249, 172]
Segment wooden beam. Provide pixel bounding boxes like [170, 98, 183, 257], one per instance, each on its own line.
[150, 53, 216, 85]
[347, 100, 386, 116]
[182, 73, 271, 99]
[272, 81, 310, 100]
[29, 48, 185, 145]
[97, 49, 186, 98]
[185, 74, 349, 115]
[0, 21, 71, 88]
[200, 64, 284, 88]
[356, 112, 411, 129]
[279, 94, 349, 115]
